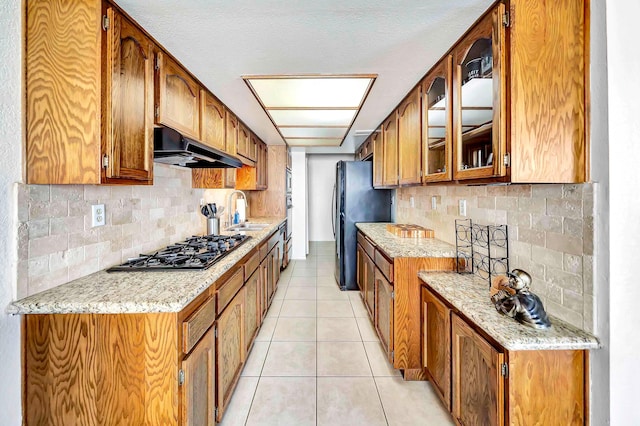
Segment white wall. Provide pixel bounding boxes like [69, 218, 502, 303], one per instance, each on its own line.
[607, 0, 640, 423]
[291, 149, 308, 258]
[0, 0, 24, 424]
[308, 154, 354, 241]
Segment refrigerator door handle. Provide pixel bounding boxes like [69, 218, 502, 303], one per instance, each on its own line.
[331, 183, 336, 237]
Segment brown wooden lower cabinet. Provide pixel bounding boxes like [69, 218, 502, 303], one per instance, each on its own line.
[22, 227, 285, 425]
[375, 267, 394, 363]
[182, 326, 216, 426]
[421, 286, 451, 410]
[422, 285, 588, 425]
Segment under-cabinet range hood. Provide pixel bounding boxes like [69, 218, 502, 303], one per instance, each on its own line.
[153, 127, 242, 168]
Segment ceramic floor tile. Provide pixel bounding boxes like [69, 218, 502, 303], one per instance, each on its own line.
[317, 342, 372, 376]
[292, 268, 317, 277]
[288, 276, 317, 287]
[272, 317, 316, 341]
[255, 317, 277, 342]
[280, 299, 317, 317]
[218, 376, 259, 426]
[375, 376, 454, 425]
[317, 300, 354, 317]
[350, 295, 369, 318]
[363, 341, 401, 377]
[261, 341, 316, 376]
[356, 315, 380, 342]
[317, 286, 349, 300]
[265, 299, 283, 318]
[272, 284, 288, 300]
[242, 341, 270, 376]
[317, 377, 387, 426]
[284, 286, 316, 300]
[246, 377, 316, 426]
[317, 317, 362, 341]
[315, 276, 338, 287]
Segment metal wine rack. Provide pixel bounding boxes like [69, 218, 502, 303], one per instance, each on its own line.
[455, 219, 509, 286]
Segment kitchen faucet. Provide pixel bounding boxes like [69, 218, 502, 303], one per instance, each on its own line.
[226, 190, 249, 226]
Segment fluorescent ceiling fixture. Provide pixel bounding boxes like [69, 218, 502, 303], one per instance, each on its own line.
[269, 109, 356, 127]
[280, 127, 347, 138]
[244, 74, 376, 147]
[286, 138, 343, 146]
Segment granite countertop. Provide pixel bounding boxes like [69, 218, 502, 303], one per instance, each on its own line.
[418, 271, 599, 351]
[356, 223, 457, 258]
[9, 217, 286, 315]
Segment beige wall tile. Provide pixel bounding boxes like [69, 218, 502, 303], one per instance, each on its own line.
[547, 198, 583, 219]
[531, 246, 563, 269]
[546, 232, 582, 256]
[531, 214, 562, 233]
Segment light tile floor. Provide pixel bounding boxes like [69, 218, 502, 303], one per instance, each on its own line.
[221, 241, 454, 426]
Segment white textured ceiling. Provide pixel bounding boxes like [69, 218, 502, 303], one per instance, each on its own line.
[115, 0, 491, 153]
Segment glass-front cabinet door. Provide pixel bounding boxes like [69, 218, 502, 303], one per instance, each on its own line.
[453, 4, 506, 181]
[422, 55, 452, 183]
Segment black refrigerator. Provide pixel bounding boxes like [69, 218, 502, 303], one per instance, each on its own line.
[333, 161, 392, 290]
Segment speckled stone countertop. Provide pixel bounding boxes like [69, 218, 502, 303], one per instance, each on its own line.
[419, 271, 599, 351]
[356, 223, 457, 258]
[9, 217, 286, 315]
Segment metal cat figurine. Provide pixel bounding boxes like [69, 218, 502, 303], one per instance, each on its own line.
[490, 269, 552, 330]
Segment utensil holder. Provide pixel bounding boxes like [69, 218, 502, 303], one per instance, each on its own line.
[207, 218, 220, 235]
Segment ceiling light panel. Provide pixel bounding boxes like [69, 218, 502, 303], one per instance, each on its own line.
[269, 109, 356, 126]
[244, 74, 376, 147]
[249, 77, 373, 108]
[279, 127, 347, 138]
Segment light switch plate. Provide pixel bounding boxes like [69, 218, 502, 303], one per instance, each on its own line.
[458, 199, 467, 216]
[410, 196, 415, 208]
[431, 196, 437, 210]
[91, 204, 106, 227]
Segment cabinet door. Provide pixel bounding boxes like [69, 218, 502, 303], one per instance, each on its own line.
[422, 56, 453, 183]
[182, 326, 215, 426]
[397, 87, 422, 185]
[422, 287, 451, 410]
[216, 288, 245, 422]
[156, 51, 200, 139]
[237, 124, 251, 160]
[364, 253, 375, 321]
[103, 8, 154, 183]
[451, 314, 504, 426]
[250, 133, 259, 162]
[200, 90, 226, 151]
[382, 114, 398, 187]
[375, 268, 394, 363]
[356, 244, 365, 293]
[245, 269, 260, 352]
[452, 5, 506, 181]
[372, 129, 384, 187]
[260, 259, 269, 318]
[225, 112, 238, 157]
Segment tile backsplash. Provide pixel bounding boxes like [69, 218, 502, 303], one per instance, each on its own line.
[396, 184, 594, 332]
[17, 164, 209, 298]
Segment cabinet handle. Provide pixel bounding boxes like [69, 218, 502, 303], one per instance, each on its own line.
[166, 74, 197, 98]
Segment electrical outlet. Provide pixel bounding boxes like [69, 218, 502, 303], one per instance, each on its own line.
[391, 195, 395, 205]
[431, 196, 437, 210]
[410, 196, 415, 208]
[200, 198, 205, 206]
[91, 204, 106, 227]
[458, 199, 467, 216]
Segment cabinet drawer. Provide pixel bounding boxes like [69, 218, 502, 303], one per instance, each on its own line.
[268, 231, 279, 253]
[244, 249, 260, 281]
[375, 249, 394, 283]
[217, 268, 244, 315]
[182, 296, 216, 354]
[259, 241, 268, 261]
[357, 232, 376, 260]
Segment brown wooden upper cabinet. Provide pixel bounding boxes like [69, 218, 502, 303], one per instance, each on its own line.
[372, 129, 384, 188]
[397, 87, 422, 185]
[452, 6, 505, 181]
[453, 1, 587, 183]
[422, 56, 453, 183]
[199, 90, 226, 152]
[236, 140, 268, 191]
[236, 124, 255, 164]
[382, 115, 399, 187]
[155, 51, 200, 140]
[225, 112, 239, 157]
[26, 2, 154, 185]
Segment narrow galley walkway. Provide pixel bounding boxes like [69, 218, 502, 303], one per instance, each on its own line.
[220, 241, 454, 426]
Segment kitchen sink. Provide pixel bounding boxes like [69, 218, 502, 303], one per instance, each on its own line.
[225, 223, 270, 232]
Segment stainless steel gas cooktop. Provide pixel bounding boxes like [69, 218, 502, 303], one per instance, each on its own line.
[107, 234, 251, 272]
